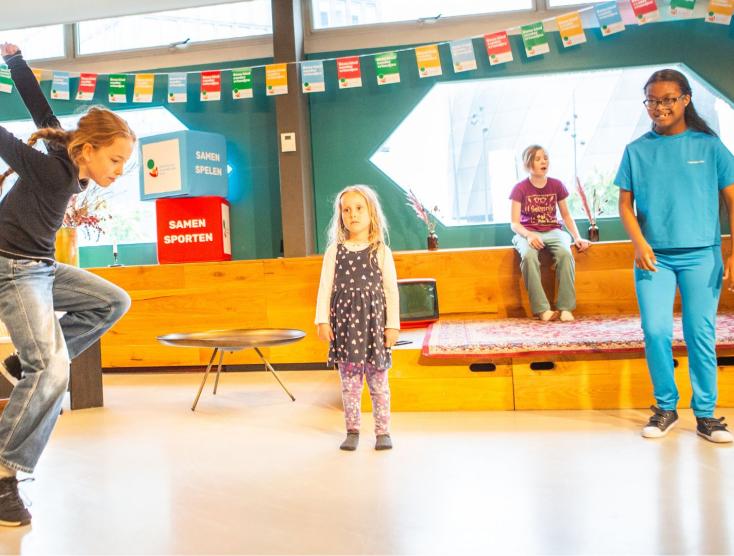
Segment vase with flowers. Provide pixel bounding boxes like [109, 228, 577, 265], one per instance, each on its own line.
[406, 189, 440, 251]
[55, 185, 111, 265]
[575, 177, 605, 242]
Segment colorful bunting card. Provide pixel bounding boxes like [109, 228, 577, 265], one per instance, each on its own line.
[0, 65, 12, 94]
[415, 44, 442, 78]
[337, 56, 362, 89]
[301, 60, 325, 93]
[670, 0, 696, 17]
[485, 32, 513, 65]
[266, 63, 288, 96]
[557, 12, 587, 47]
[108, 74, 127, 103]
[706, 0, 734, 24]
[76, 73, 97, 101]
[449, 39, 477, 72]
[200, 70, 221, 101]
[232, 68, 253, 99]
[521, 22, 550, 57]
[375, 52, 400, 85]
[630, 0, 660, 24]
[51, 71, 70, 100]
[167, 73, 187, 103]
[133, 73, 155, 103]
[595, 2, 626, 36]
[32, 68, 43, 83]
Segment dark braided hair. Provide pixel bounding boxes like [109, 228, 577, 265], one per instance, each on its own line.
[644, 69, 717, 136]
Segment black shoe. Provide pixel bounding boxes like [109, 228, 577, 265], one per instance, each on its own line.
[339, 432, 359, 451]
[0, 354, 22, 386]
[641, 405, 678, 438]
[696, 416, 733, 444]
[0, 477, 31, 527]
[375, 434, 393, 451]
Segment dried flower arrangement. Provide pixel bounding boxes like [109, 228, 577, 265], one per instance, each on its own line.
[62, 185, 111, 240]
[406, 189, 439, 234]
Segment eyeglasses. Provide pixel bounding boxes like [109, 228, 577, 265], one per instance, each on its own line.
[642, 95, 687, 109]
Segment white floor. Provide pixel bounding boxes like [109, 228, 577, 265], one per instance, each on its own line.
[1, 370, 733, 555]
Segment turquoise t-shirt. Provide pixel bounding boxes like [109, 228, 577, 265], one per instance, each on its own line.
[614, 129, 734, 249]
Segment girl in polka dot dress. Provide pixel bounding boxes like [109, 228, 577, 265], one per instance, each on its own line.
[315, 185, 400, 451]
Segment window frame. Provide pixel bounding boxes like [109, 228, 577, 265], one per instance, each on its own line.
[0, 23, 70, 63]
[306, 0, 537, 32]
[73, 1, 275, 58]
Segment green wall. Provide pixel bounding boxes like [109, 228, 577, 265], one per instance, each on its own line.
[0, 57, 282, 267]
[309, 19, 734, 253]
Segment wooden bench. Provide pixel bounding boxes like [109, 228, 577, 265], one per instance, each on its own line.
[84, 240, 734, 411]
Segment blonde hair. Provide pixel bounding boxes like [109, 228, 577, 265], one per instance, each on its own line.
[327, 184, 389, 251]
[0, 106, 136, 193]
[522, 144, 546, 171]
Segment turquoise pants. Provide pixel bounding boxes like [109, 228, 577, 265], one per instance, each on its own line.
[513, 229, 576, 315]
[634, 246, 722, 417]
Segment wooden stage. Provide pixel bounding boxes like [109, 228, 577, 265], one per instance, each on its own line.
[88, 240, 734, 411]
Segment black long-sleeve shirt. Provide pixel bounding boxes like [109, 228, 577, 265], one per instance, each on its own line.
[0, 51, 84, 262]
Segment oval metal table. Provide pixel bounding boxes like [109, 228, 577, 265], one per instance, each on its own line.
[157, 328, 305, 411]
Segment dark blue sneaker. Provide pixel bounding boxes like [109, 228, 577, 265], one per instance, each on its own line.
[696, 416, 733, 444]
[642, 405, 678, 438]
[0, 477, 31, 527]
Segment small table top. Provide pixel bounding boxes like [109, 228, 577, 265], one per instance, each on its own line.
[157, 328, 306, 350]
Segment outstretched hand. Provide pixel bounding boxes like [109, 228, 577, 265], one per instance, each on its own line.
[0, 43, 19, 57]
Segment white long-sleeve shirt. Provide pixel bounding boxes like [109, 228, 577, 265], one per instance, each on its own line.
[315, 241, 400, 329]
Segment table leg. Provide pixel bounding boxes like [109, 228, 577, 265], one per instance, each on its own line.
[254, 347, 295, 401]
[212, 349, 225, 395]
[192, 348, 218, 411]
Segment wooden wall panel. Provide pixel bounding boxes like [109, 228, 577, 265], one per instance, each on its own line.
[89, 240, 734, 369]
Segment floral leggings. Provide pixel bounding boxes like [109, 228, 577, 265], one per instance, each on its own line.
[338, 362, 391, 435]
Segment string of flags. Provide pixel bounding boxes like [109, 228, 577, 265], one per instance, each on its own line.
[0, 0, 732, 101]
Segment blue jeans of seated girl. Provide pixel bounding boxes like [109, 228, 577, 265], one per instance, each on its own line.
[512, 229, 576, 315]
[634, 246, 722, 418]
[0, 256, 131, 473]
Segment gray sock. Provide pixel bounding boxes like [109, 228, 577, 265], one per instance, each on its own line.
[340, 432, 359, 451]
[375, 434, 392, 450]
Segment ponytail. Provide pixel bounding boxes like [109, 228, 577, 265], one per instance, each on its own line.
[0, 106, 134, 195]
[0, 128, 72, 195]
[644, 69, 717, 136]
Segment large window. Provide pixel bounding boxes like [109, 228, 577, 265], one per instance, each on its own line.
[76, 1, 272, 55]
[0, 107, 187, 246]
[370, 65, 734, 226]
[312, 0, 532, 29]
[0, 25, 65, 60]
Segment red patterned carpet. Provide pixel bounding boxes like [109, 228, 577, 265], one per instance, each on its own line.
[422, 314, 734, 358]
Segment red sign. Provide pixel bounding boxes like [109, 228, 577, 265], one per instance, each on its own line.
[631, 0, 658, 16]
[155, 196, 232, 264]
[486, 32, 510, 54]
[76, 73, 98, 100]
[200, 70, 222, 101]
[337, 56, 362, 88]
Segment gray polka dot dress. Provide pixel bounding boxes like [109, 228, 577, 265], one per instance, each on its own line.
[328, 244, 391, 369]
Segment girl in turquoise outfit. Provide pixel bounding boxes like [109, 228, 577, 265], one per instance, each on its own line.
[616, 69, 734, 443]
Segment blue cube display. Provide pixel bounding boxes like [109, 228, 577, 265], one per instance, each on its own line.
[139, 130, 228, 200]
